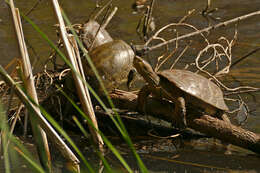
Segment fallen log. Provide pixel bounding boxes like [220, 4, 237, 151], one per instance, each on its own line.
[109, 89, 260, 154]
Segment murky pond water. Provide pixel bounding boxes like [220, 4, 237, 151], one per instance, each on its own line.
[0, 0, 260, 172]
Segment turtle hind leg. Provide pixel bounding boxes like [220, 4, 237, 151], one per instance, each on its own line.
[216, 111, 232, 154]
[174, 96, 187, 130]
[214, 109, 231, 124]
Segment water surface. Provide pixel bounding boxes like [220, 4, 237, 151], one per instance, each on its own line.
[0, 0, 260, 172]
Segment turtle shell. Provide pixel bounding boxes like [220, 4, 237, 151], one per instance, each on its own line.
[158, 69, 228, 111]
[84, 40, 134, 91]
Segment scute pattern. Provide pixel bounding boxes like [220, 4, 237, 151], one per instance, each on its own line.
[158, 69, 228, 111]
[85, 40, 134, 91]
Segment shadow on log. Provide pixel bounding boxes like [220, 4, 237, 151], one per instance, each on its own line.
[109, 89, 260, 154]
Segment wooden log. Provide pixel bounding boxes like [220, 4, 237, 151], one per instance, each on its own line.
[109, 89, 260, 154]
[189, 115, 260, 153]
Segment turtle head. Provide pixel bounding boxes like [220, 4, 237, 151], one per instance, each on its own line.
[133, 56, 159, 86]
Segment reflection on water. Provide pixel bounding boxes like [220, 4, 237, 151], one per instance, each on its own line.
[0, 0, 260, 172]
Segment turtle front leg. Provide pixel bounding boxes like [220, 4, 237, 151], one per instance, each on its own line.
[221, 113, 231, 124]
[174, 97, 187, 130]
[137, 84, 152, 113]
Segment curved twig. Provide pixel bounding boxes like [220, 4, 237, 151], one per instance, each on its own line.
[139, 10, 260, 54]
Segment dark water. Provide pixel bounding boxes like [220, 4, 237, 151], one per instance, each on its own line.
[0, 0, 260, 172]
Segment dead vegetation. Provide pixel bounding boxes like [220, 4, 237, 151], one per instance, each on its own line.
[1, 0, 260, 166]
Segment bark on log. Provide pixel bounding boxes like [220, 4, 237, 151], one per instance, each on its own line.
[189, 115, 260, 153]
[109, 89, 260, 154]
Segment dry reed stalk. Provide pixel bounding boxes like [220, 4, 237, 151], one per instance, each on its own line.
[51, 0, 104, 163]
[0, 65, 80, 171]
[69, 35, 104, 150]
[8, 1, 51, 171]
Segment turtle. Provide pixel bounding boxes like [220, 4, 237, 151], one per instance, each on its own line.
[133, 56, 230, 129]
[63, 40, 135, 116]
[83, 40, 135, 94]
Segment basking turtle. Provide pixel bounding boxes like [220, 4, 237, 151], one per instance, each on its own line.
[133, 56, 229, 129]
[83, 40, 135, 93]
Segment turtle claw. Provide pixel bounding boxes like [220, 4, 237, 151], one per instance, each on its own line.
[176, 120, 187, 131]
[174, 97, 187, 130]
[171, 116, 187, 131]
[180, 118, 187, 130]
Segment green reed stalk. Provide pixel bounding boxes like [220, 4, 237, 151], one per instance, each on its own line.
[62, 11, 148, 173]
[73, 116, 113, 173]
[20, 10, 148, 173]
[0, 103, 11, 173]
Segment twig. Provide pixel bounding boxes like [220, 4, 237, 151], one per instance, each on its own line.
[23, 109, 28, 137]
[230, 47, 260, 69]
[144, 0, 155, 38]
[136, 0, 156, 41]
[155, 32, 178, 71]
[194, 36, 260, 93]
[25, 0, 42, 16]
[170, 44, 190, 70]
[146, 22, 209, 47]
[224, 88, 260, 96]
[6, 104, 24, 148]
[102, 7, 118, 29]
[89, 6, 116, 51]
[92, 0, 113, 20]
[138, 10, 260, 54]
[178, 9, 196, 24]
[148, 0, 155, 24]
[195, 42, 231, 75]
